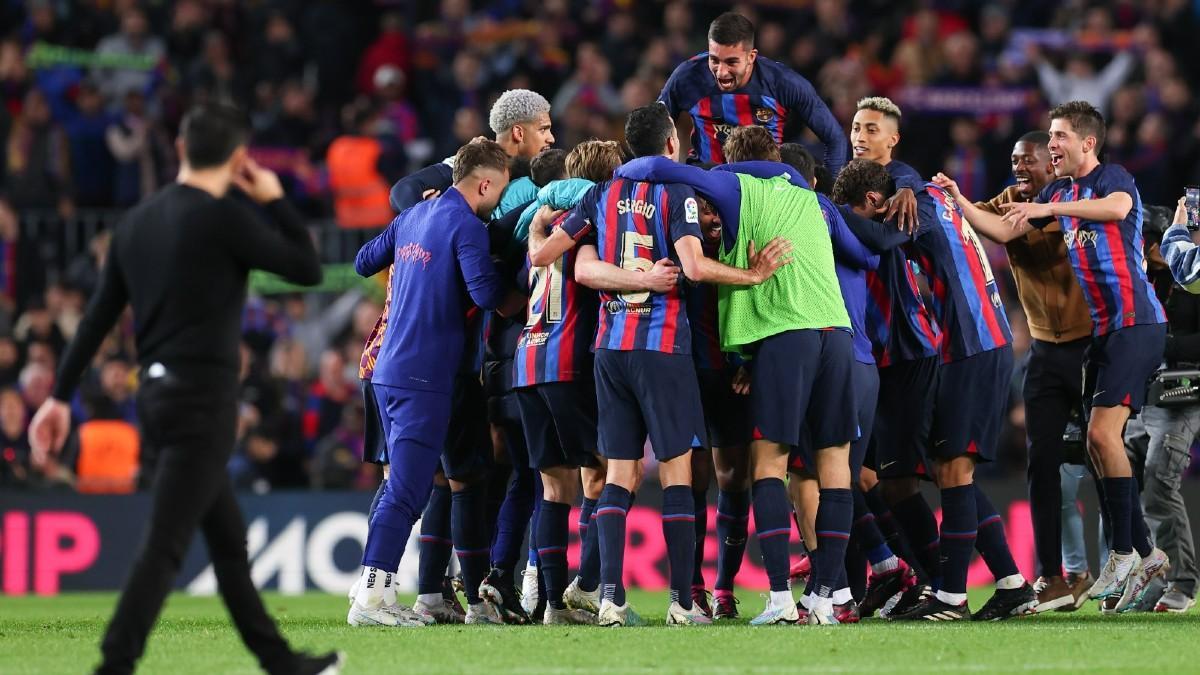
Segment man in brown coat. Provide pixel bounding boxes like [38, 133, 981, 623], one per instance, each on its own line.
[970, 130, 1094, 612]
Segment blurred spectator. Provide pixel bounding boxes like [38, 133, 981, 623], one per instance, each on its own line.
[1028, 44, 1134, 116]
[310, 400, 368, 490]
[14, 298, 65, 355]
[0, 386, 31, 488]
[18, 361, 53, 418]
[551, 42, 622, 120]
[187, 30, 247, 104]
[302, 348, 353, 453]
[92, 7, 166, 106]
[356, 12, 411, 97]
[65, 230, 111, 298]
[105, 90, 171, 206]
[373, 65, 420, 144]
[0, 336, 21, 386]
[326, 101, 404, 229]
[943, 117, 989, 205]
[256, 11, 306, 87]
[64, 81, 116, 207]
[4, 89, 74, 216]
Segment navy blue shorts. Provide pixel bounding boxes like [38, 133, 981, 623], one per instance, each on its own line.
[869, 356, 938, 479]
[698, 367, 752, 449]
[372, 382, 453, 462]
[930, 346, 1014, 463]
[751, 329, 857, 449]
[1084, 323, 1167, 416]
[441, 373, 493, 480]
[361, 378, 387, 465]
[790, 359, 876, 477]
[594, 349, 707, 462]
[517, 380, 599, 470]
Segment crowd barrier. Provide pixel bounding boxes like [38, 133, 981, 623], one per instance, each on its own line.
[1, 480, 1159, 596]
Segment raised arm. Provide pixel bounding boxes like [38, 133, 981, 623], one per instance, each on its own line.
[389, 161, 453, 213]
[614, 158, 742, 224]
[779, 68, 849, 174]
[226, 163, 322, 285]
[931, 172, 1030, 243]
[837, 204, 910, 253]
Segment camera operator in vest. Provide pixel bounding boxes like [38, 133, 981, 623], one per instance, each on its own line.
[1123, 200, 1200, 613]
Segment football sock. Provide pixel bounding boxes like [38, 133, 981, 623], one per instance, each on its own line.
[597, 484, 633, 606]
[752, 478, 793, 593]
[577, 497, 600, 592]
[417, 484, 453, 596]
[451, 485, 490, 604]
[536, 500, 570, 610]
[938, 485, 977, 598]
[813, 488, 853, 599]
[714, 489, 750, 591]
[974, 483, 1021, 582]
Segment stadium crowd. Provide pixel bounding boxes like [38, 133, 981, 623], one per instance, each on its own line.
[4, 0, 1200, 498]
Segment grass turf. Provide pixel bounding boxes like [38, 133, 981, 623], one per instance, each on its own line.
[1, 590, 1198, 673]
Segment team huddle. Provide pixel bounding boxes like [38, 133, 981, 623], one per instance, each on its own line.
[345, 12, 1175, 627]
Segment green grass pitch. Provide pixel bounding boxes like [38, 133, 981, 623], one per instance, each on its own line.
[2, 590, 1199, 673]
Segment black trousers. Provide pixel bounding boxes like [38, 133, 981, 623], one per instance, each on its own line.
[1022, 338, 1089, 578]
[97, 374, 293, 675]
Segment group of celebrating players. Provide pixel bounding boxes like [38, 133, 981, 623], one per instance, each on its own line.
[343, 12, 1177, 626]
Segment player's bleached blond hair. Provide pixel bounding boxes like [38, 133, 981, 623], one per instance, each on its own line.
[856, 96, 902, 123]
[489, 89, 551, 135]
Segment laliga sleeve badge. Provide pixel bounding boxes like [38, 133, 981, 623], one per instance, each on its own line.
[685, 197, 699, 224]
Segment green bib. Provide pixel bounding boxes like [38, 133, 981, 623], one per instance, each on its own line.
[717, 174, 849, 352]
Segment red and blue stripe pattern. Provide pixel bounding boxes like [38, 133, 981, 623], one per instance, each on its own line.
[513, 217, 598, 387]
[912, 185, 1011, 363]
[1044, 166, 1166, 336]
[864, 251, 941, 367]
[593, 179, 693, 355]
[688, 93, 787, 165]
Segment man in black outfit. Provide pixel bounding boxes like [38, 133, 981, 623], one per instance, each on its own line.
[29, 103, 341, 675]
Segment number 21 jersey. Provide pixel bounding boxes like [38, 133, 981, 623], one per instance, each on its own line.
[561, 178, 702, 354]
[513, 212, 598, 387]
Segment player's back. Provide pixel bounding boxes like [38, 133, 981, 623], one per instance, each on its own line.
[590, 178, 694, 354]
[910, 184, 1011, 362]
[373, 189, 493, 392]
[514, 213, 600, 386]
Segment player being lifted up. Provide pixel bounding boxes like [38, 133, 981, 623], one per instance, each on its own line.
[559, 103, 789, 626]
[937, 100, 1169, 613]
[614, 119, 859, 626]
[659, 11, 847, 173]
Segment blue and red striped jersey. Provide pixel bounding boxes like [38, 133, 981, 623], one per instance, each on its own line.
[659, 54, 848, 173]
[513, 214, 598, 386]
[910, 184, 1012, 362]
[685, 240, 726, 370]
[561, 179, 701, 354]
[1036, 164, 1166, 335]
[864, 253, 941, 366]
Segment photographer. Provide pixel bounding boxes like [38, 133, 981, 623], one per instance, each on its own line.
[1122, 203, 1200, 613]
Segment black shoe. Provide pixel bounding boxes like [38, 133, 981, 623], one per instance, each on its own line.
[278, 651, 344, 675]
[891, 596, 971, 622]
[443, 576, 466, 619]
[860, 563, 912, 618]
[479, 567, 531, 624]
[886, 582, 931, 618]
[973, 583, 1038, 621]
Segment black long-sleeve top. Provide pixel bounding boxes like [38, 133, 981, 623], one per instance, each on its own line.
[52, 183, 322, 400]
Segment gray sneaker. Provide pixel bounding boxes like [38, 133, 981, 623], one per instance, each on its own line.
[1155, 586, 1196, 613]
